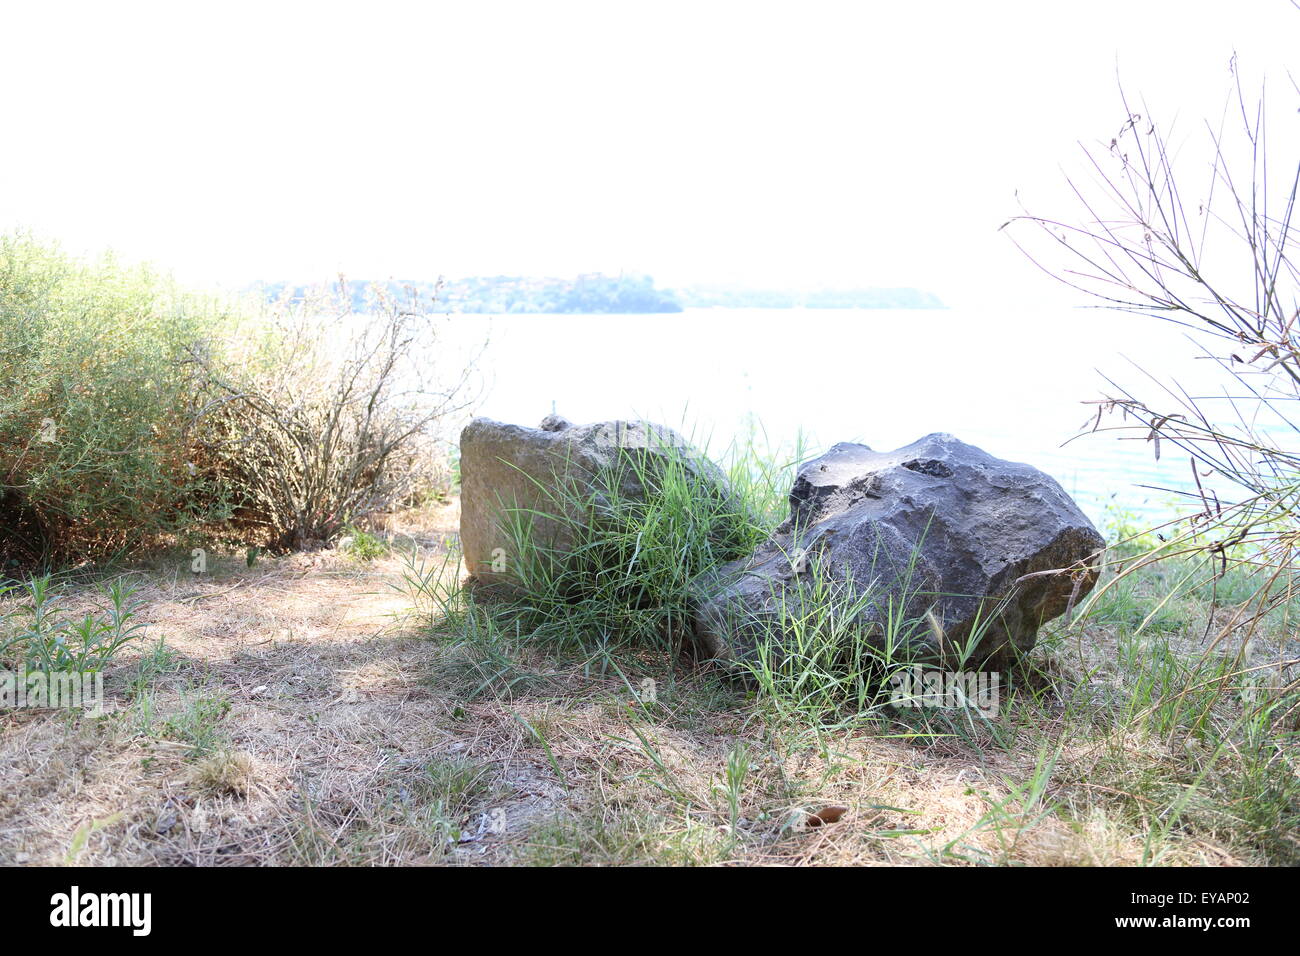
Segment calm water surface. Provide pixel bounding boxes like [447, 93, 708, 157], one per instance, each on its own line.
[436, 306, 1243, 528]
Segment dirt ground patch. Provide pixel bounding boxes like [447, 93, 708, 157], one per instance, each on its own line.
[0, 500, 1283, 866]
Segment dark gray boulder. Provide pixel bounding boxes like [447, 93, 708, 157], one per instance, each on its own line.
[692, 434, 1105, 669]
[459, 415, 736, 590]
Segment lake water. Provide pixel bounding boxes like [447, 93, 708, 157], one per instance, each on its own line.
[435, 306, 1243, 529]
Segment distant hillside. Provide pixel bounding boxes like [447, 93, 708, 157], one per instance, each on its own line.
[257, 274, 682, 314]
[253, 276, 945, 313]
[676, 285, 945, 309]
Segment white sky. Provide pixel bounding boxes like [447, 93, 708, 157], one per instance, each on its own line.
[2, 0, 1296, 307]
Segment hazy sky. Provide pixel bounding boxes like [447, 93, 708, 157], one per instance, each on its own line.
[2, 1, 1296, 306]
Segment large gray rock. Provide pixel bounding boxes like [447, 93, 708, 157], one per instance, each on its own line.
[459, 415, 736, 590]
[692, 434, 1105, 669]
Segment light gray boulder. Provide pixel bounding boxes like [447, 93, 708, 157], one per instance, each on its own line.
[459, 415, 736, 590]
[692, 434, 1105, 669]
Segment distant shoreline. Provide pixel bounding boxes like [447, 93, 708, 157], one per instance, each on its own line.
[253, 275, 945, 314]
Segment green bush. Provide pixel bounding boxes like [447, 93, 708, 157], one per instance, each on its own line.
[0, 233, 234, 566]
[0, 236, 474, 566]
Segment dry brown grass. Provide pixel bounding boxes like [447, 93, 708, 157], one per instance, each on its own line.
[0, 497, 1289, 866]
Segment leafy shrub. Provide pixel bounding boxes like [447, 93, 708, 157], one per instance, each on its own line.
[0, 236, 478, 565]
[0, 234, 233, 566]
